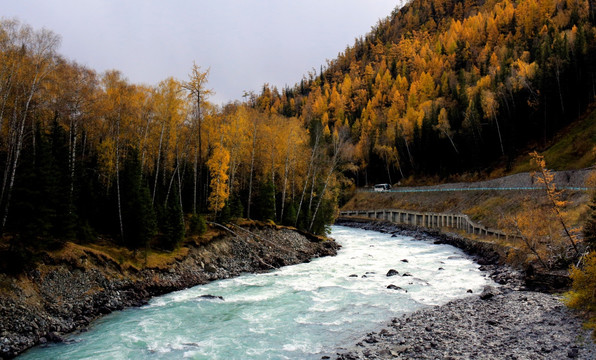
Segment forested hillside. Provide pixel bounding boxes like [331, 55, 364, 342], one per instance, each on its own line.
[255, 0, 596, 184]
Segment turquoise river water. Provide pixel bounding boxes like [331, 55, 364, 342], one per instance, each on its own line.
[20, 225, 494, 359]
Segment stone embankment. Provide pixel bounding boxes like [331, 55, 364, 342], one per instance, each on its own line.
[334, 219, 595, 360]
[0, 225, 338, 359]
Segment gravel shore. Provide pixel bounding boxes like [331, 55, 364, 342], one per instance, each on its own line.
[334, 220, 596, 360]
[336, 289, 596, 359]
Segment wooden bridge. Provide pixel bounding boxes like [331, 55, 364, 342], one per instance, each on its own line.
[339, 208, 512, 239]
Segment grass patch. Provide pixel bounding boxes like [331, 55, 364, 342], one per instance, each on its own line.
[510, 106, 596, 173]
[144, 247, 189, 270]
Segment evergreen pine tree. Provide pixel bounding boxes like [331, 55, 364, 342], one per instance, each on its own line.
[159, 183, 185, 250]
[188, 213, 207, 235]
[48, 119, 76, 241]
[217, 201, 231, 224]
[229, 193, 244, 219]
[121, 148, 157, 251]
[310, 197, 334, 235]
[9, 125, 61, 248]
[254, 180, 275, 221]
[282, 201, 297, 226]
[75, 151, 107, 241]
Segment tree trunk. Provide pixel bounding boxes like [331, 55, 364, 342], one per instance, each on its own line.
[493, 115, 505, 156]
[247, 121, 258, 219]
[69, 119, 78, 213]
[404, 138, 414, 167]
[555, 64, 565, 114]
[152, 123, 166, 204]
[309, 167, 333, 232]
[307, 167, 318, 213]
[193, 147, 198, 214]
[295, 133, 319, 227]
[444, 131, 459, 155]
[1, 76, 39, 231]
[280, 145, 291, 222]
[140, 112, 151, 171]
[271, 154, 276, 221]
[115, 117, 124, 242]
[385, 160, 392, 184]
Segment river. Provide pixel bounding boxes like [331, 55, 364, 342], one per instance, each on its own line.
[20, 225, 494, 359]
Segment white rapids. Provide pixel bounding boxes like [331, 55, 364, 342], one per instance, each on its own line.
[19, 225, 494, 359]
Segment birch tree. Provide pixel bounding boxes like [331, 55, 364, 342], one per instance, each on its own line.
[0, 22, 60, 232]
[182, 63, 212, 214]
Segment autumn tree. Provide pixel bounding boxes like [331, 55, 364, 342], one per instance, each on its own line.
[531, 151, 580, 256]
[183, 63, 212, 214]
[207, 144, 230, 219]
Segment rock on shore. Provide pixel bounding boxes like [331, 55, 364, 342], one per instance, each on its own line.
[0, 225, 339, 359]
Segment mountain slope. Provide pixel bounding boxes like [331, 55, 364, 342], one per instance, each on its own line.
[256, 0, 596, 184]
[509, 103, 596, 173]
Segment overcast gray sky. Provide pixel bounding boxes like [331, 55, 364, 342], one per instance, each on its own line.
[3, 1, 400, 104]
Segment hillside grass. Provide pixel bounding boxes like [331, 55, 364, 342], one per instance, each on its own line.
[509, 105, 596, 174]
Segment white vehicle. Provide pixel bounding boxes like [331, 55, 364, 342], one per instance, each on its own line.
[373, 183, 391, 192]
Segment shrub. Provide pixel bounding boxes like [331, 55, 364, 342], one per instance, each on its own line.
[565, 251, 596, 339]
[188, 213, 207, 235]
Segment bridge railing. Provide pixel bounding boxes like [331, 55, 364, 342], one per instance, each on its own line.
[359, 186, 590, 193]
[339, 208, 513, 239]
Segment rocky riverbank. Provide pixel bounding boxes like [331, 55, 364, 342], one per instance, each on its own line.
[0, 225, 338, 359]
[334, 219, 596, 359]
[336, 289, 596, 359]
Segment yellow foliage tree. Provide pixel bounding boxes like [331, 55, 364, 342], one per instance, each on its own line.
[531, 151, 580, 255]
[207, 144, 230, 216]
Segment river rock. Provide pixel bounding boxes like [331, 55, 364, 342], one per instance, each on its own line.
[386, 269, 399, 277]
[479, 285, 499, 300]
[386, 285, 406, 292]
[198, 295, 224, 301]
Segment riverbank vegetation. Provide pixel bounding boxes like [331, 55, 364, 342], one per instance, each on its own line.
[566, 189, 596, 339]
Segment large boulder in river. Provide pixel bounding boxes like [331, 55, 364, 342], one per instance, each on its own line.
[386, 269, 399, 277]
[387, 284, 407, 292]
